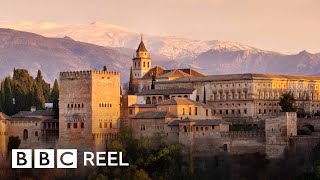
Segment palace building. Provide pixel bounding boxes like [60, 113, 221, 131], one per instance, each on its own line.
[155, 74, 320, 121]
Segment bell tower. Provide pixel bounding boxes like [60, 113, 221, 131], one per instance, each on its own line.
[132, 34, 152, 79]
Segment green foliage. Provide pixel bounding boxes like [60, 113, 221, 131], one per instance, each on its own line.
[279, 91, 296, 112]
[32, 83, 45, 110]
[3, 77, 14, 115]
[0, 69, 53, 115]
[89, 128, 185, 180]
[297, 108, 307, 118]
[35, 70, 51, 102]
[51, 79, 59, 119]
[297, 126, 312, 135]
[128, 66, 134, 95]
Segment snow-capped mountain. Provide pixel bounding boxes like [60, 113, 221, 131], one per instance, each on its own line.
[0, 22, 270, 60]
[0, 22, 320, 85]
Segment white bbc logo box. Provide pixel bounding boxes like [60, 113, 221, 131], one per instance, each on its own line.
[12, 149, 77, 168]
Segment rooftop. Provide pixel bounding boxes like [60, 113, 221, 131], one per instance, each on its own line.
[158, 97, 208, 107]
[157, 73, 320, 84]
[11, 110, 54, 118]
[128, 104, 157, 108]
[167, 118, 228, 126]
[132, 111, 178, 119]
[141, 66, 204, 80]
[137, 88, 195, 96]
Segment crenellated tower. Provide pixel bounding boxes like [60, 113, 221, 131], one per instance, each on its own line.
[58, 69, 121, 152]
[132, 34, 152, 79]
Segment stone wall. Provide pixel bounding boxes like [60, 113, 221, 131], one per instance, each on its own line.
[265, 112, 297, 159]
[0, 120, 8, 162]
[59, 70, 120, 153]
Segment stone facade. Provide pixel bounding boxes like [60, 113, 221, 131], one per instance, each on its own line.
[59, 70, 120, 152]
[156, 74, 320, 120]
[0, 109, 57, 161]
[265, 112, 297, 158]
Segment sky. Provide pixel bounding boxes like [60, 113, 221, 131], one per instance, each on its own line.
[1, 0, 320, 53]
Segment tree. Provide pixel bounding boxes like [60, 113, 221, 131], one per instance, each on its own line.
[3, 77, 14, 115]
[35, 70, 50, 102]
[32, 83, 45, 110]
[279, 91, 296, 112]
[203, 86, 206, 103]
[13, 69, 35, 113]
[51, 79, 59, 118]
[128, 66, 134, 95]
[103, 66, 107, 71]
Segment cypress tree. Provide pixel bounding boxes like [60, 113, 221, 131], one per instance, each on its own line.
[103, 66, 107, 71]
[35, 70, 50, 102]
[3, 77, 14, 115]
[13, 69, 34, 112]
[51, 79, 59, 118]
[203, 86, 206, 104]
[32, 82, 45, 110]
[129, 66, 134, 94]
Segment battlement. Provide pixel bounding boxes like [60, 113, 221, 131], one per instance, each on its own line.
[60, 70, 120, 80]
[221, 130, 265, 138]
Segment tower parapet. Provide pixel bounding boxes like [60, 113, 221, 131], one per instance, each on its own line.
[60, 70, 120, 80]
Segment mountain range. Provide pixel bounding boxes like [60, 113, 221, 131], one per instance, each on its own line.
[0, 22, 320, 84]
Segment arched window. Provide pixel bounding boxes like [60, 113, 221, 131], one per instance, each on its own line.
[146, 97, 151, 104]
[152, 97, 157, 104]
[147, 62, 150, 67]
[158, 96, 163, 103]
[23, 129, 28, 140]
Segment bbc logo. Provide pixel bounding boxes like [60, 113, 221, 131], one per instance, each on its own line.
[12, 149, 77, 168]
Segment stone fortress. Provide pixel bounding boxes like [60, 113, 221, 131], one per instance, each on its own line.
[1, 36, 320, 161]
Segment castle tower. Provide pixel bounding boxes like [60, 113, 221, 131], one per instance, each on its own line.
[132, 34, 152, 79]
[58, 70, 121, 153]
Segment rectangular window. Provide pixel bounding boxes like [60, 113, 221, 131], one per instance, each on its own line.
[129, 109, 133, 114]
[104, 122, 108, 128]
[232, 110, 235, 114]
[67, 123, 71, 129]
[183, 108, 185, 115]
[220, 110, 222, 114]
[238, 109, 241, 114]
[81, 122, 84, 128]
[206, 109, 209, 116]
[195, 107, 198, 115]
[205, 127, 208, 131]
[74, 123, 77, 128]
[99, 122, 102, 128]
[244, 109, 247, 114]
[196, 127, 199, 131]
[226, 110, 228, 115]
[189, 107, 192, 115]
[141, 125, 145, 131]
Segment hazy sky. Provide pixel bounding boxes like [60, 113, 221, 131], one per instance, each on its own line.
[1, 0, 320, 53]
